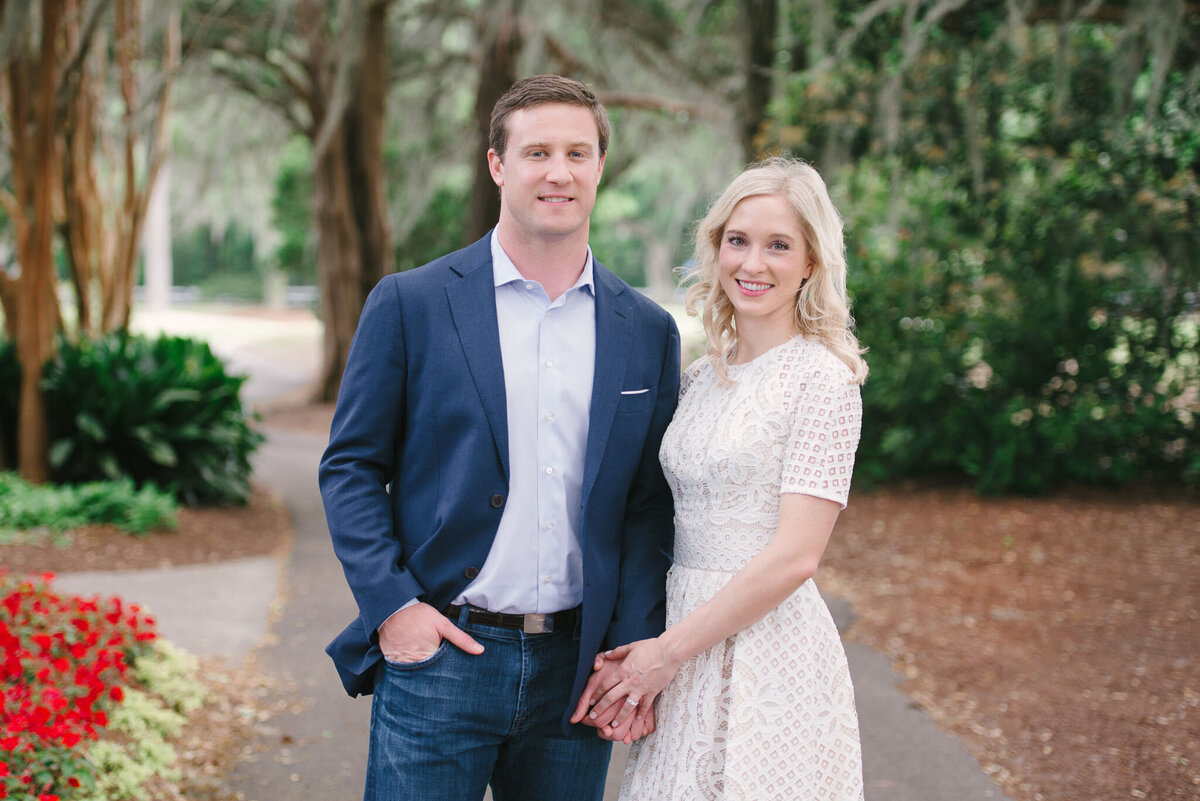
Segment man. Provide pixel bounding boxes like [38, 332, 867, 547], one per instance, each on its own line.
[319, 75, 680, 801]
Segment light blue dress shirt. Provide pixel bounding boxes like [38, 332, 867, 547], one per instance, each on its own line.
[451, 232, 597, 614]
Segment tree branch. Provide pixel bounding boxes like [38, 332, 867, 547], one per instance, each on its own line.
[57, 0, 112, 111]
[210, 61, 307, 132]
[596, 90, 725, 123]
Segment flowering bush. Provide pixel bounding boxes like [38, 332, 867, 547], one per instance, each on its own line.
[0, 571, 201, 801]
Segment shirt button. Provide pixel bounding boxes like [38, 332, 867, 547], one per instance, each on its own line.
[524, 283, 533, 290]
[544, 413, 554, 422]
[490, 495, 505, 508]
[545, 360, 553, 368]
[545, 522, 553, 530]
[545, 467, 554, 475]
[464, 566, 479, 579]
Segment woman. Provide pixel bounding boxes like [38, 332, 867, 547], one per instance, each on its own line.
[573, 157, 868, 800]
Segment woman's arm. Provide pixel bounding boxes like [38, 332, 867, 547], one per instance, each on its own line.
[576, 491, 842, 735]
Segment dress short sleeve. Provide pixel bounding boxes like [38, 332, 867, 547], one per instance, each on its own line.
[780, 363, 863, 508]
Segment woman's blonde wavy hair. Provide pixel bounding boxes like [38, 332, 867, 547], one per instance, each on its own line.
[684, 156, 868, 385]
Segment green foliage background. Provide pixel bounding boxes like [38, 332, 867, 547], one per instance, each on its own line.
[800, 18, 1200, 493]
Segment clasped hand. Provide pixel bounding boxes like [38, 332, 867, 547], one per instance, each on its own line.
[569, 637, 679, 744]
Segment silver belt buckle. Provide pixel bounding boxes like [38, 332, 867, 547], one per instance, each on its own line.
[523, 613, 552, 634]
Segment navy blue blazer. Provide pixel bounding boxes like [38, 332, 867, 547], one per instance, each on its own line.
[319, 234, 680, 727]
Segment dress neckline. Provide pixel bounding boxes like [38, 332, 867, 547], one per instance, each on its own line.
[724, 333, 805, 372]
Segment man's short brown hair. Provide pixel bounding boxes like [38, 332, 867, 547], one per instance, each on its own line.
[489, 75, 611, 159]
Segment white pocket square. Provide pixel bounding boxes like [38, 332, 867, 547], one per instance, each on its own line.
[621, 388, 651, 395]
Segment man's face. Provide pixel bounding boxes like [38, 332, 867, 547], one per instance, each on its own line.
[488, 103, 605, 244]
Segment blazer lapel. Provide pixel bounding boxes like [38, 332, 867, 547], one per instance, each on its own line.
[582, 263, 632, 502]
[445, 238, 510, 480]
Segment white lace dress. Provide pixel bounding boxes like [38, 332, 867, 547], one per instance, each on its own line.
[619, 334, 865, 801]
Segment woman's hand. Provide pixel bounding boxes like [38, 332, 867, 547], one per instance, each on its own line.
[585, 637, 682, 734]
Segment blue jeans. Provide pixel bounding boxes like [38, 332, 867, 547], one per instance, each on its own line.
[364, 608, 612, 801]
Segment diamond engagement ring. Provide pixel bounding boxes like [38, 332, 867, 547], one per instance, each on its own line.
[625, 697, 640, 707]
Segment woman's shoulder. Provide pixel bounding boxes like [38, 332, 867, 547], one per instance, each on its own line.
[781, 337, 859, 397]
[679, 355, 713, 394]
[682, 354, 712, 378]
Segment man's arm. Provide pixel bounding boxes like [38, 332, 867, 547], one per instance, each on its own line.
[605, 316, 681, 650]
[319, 277, 424, 639]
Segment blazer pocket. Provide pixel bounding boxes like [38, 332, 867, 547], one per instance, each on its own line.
[616, 386, 657, 414]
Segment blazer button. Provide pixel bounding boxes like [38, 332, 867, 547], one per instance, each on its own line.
[490, 495, 505, 508]
[464, 566, 479, 579]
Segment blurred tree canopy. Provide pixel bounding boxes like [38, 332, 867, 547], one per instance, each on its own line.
[1, 0, 1197, 491]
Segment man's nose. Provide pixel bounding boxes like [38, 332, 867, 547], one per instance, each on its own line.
[546, 154, 572, 183]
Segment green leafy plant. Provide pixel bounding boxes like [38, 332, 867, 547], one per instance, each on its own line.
[0, 473, 176, 538]
[1, 332, 265, 506]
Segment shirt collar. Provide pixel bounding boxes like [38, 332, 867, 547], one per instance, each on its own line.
[491, 230, 595, 294]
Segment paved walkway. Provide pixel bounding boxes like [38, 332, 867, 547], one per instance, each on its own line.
[51, 307, 1013, 801]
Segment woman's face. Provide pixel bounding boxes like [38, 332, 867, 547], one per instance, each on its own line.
[717, 193, 812, 339]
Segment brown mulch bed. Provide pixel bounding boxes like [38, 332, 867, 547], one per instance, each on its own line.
[821, 483, 1200, 801]
[0, 484, 292, 574]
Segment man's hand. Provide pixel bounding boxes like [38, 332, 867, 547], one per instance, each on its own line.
[378, 602, 483, 663]
[570, 653, 625, 727]
[570, 652, 658, 743]
[602, 699, 657, 744]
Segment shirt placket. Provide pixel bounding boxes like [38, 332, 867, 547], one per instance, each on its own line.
[535, 290, 570, 612]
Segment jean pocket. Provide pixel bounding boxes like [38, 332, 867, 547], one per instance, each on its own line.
[382, 639, 450, 671]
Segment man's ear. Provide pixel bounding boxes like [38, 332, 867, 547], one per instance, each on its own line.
[487, 148, 504, 188]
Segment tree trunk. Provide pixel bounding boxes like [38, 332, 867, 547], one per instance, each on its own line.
[738, 0, 777, 163]
[143, 157, 172, 312]
[310, 0, 393, 402]
[314, 128, 365, 402]
[349, 0, 392, 312]
[59, 0, 103, 336]
[7, 0, 65, 483]
[93, 0, 177, 334]
[465, 0, 522, 245]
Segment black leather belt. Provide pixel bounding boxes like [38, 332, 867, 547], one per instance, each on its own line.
[444, 604, 579, 634]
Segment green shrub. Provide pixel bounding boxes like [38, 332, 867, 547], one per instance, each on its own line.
[839, 136, 1199, 493]
[44, 333, 264, 505]
[0, 332, 264, 505]
[0, 472, 177, 536]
